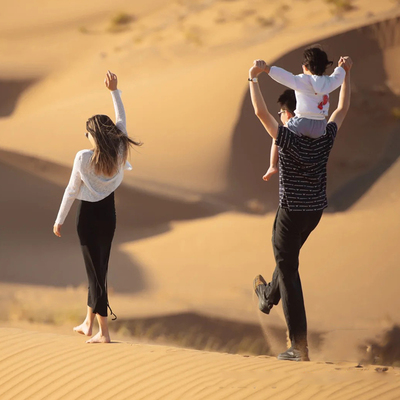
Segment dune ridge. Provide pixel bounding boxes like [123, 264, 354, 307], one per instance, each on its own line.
[1, 327, 400, 400]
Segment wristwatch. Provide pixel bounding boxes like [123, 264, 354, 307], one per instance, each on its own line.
[248, 77, 258, 83]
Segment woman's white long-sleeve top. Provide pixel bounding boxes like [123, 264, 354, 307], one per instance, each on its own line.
[269, 66, 345, 120]
[55, 90, 132, 225]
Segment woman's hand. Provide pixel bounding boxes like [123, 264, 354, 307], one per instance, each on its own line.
[249, 59, 270, 78]
[104, 70, 118, 91]
[53, 224, 62, 237]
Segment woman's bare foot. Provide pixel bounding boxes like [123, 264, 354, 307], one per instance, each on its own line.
[263, 166, 278, 181]
[73, 321, 92, 336]
[86, 331, 111, 344]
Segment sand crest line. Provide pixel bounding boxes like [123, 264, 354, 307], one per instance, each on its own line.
[1, 328, 400, 400]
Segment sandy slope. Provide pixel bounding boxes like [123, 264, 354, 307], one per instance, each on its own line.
[1, 327, 400, 400]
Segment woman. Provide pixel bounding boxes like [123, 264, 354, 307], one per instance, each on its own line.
[53, 71, 141, 343]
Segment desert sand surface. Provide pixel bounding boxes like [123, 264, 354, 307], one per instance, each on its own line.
[1, 0, 400, 397]
[1, 327, 400, 400]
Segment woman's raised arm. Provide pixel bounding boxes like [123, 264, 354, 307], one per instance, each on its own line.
[105, 70, 127, 135]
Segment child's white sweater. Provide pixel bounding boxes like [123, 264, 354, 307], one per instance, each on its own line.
[269, 66, 345, 120]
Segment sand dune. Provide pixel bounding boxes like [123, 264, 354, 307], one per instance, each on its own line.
[1, 1, 400, 205]
[1, 327, 400, 400]
[1, 1, 400, 393]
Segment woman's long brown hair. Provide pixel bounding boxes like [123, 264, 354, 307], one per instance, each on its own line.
[86, 114, 142, 177]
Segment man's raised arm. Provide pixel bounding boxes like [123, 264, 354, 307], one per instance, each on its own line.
[249, 60, 279, 139]
[329, 56, 353, 130]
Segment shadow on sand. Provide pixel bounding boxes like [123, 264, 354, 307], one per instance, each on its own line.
[113, 311, 325, 356]
[0, 150, 223, 294]
[0, 78, 37, 118]
[361, 325, 400, 366]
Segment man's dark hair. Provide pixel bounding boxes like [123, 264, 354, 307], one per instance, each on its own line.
[278, 89, 296, 115]
[302, 45, 333, 76]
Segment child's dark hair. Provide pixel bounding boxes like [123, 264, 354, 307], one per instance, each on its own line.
[302, 45, 333, 76]
[278, 89, 296, 115]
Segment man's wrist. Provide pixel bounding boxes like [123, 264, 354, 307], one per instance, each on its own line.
[249, 67, 260, 79]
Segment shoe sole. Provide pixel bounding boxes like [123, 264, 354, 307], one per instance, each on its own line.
[253, 274, 267, 291]
[277, 354, 302, 361]
[277, 352, 310, 362]
[277, 356, 309, 362]
[253, 275, 271, 314]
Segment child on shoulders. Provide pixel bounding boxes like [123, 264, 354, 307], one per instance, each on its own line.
[262, 46, 346, 181]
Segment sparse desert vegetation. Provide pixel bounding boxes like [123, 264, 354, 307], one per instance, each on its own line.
[183, 26, 203, 45]
[78, 26, 88, 34]
[391, 106, 400, 119]
[108, 12, 136, 33]
[325, 0, 355, 16]
[256, 16, 275, 28]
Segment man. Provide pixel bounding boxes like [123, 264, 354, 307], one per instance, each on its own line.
[249, 56, 353, 361]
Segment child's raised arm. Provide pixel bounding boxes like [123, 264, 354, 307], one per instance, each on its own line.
[329, 57, 353, 130]
[310, 63, 345, 94]
[268, 66, 310, 92]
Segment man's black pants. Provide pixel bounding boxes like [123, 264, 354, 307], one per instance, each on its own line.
[265, 207, 323, 350]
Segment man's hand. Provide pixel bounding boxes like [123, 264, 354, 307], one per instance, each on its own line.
[249, 60, 270, 78]
[104, 70, 118, 91]
[329, 57, 352, 129]
[53, 224, 62, 238]
[338, 56, 353, 72]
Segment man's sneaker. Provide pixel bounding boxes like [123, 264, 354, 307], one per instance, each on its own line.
[277, 347, 310, 362]
[253, 275, 273, 314]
